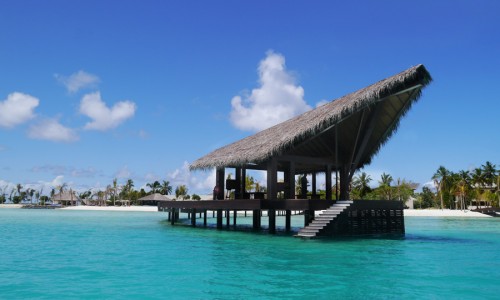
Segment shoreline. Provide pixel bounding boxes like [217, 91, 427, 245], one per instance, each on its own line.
[0, 204, 493, 217]
[404, 209, 490, 218]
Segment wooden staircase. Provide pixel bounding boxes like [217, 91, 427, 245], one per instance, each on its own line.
[296, 201, 353, 238]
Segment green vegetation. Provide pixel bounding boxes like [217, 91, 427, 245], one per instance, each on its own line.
[1, 161, 497, 209]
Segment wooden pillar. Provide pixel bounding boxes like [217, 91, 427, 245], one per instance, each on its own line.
[191, 209, 196, 227]
[235, 167, 242, 199]
[215, 167, 225, 200]
[311, 172, 317, 198]
[167, 211, 171, 221]
[267, 159, 277, 200]
[203, 210, 207, 226]
[300, 175, 308, 199]
[233, 210, 237, 225]
[253, 209, 261, 230]
[304, 210, 314, 226]
[269, 209, 276, 234]
[216, 209, 223, 229]
[339, 165, 350, 200]
[285, 210, 291, 232]
[241, 168, 247, 199]
[326, 165, 332, 200]
[170, 208, 176, 225]
[284, 162, 295, 199]
[226, 209, 230, 227]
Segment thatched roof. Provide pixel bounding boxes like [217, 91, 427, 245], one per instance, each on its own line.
[52, 191, 80, 201]
[190, 64, 431, 173]
[138, 193, 172, 201]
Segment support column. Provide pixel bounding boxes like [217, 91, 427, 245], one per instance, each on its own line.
[170, 208, 175, 225]
[284, 162, 295, 199]
[300, 174, 308, 199]
[326, 165, 332, 200]
[253, 209, 261, 230]
[285, 210, 291, 232]
[235, 167, 242, 199]
[269, 209, 276, 234]
[215, 167, 225, 200]
[216, 209, 223, 229]
[267, 159, 278, 200]
[304, 210, 314, 226]
[226, 210, 230, 227]
[191, 209, 196, 227]
[203, 210, 207, 226]
[311, 172, 317, 199]
[339, 165, 350, 200]
[233, 210, 237, 225]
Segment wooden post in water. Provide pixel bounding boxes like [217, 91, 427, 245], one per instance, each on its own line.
[253, 209, 261, 230]
[285, 210, 291, 232]
[203, 210, 207, 226]
[191, 209, 196, 227]
[233, 210, 237, 225]
[216, 209, 223, 229]
[269, 209, 276, 234]
[170, 208, 176, 225]
[226, 210, 230, 227]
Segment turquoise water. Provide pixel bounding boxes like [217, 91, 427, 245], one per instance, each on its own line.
[1, 209, 499, 299]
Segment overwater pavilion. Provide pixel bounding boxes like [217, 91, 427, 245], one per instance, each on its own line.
[159, 64, 432, 238]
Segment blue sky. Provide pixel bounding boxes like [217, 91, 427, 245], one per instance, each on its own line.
[1, 0, 499, 196]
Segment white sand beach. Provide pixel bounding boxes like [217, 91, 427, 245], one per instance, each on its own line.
[404, 209, 491, 217]
[61, 206, 158, 212]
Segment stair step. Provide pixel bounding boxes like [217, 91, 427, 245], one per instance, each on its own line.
[299, 229, 319, 234]
[336, 201, 354, 204]
[296, 233, 316, 237]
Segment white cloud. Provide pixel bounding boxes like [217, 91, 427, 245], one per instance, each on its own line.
[316, 99, 330, 107]
[230, 51, 311, 131]
[79, 92, 136, 130]
[115, 166, 132, 179]
[28, 118, 79, 142]
[0, 92, 39, 128]
[55, 70, 100, 93]
[166, 162, 217, 193]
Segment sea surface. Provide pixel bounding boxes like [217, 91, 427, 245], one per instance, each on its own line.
[1, 208, 499, 299]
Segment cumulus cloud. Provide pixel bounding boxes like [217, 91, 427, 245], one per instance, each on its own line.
[316, 99, 330, 107]
[28, 118, 79, 142]
[166, 162, 217, 193]
[55, 70, 100, 93]
[0, 92, 39, 128]
[230, 51, 311, 131]
[79, 92, 136, 130]
[115, 166, 132, 179]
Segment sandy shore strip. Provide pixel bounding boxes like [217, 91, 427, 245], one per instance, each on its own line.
[0, 204, 24, 209]
[404, 209, 491, 217]
[61, 206, 158, 212]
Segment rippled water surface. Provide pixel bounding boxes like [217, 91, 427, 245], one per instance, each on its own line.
[1, 209, 499, 299]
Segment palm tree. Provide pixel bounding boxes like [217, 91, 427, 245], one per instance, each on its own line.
[455, 170, 471, 210]
[146, 181, 161, 194]
[112, 178, 119, 206]
[432, 166, 450, 209]
[28, 188, 35, 204]
[471, 168, 485, 208]
[481, 161, 497, 188]
[175, 185, 188, 200]
[124, 179, 134, 200]
[352, 172, 372, 199]
[160, 180, 172, 195]
[378, 172, 393, 200]
[245, 176, 255, 193]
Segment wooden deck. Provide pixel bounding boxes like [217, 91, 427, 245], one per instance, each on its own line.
[158, 199, 405, 237]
